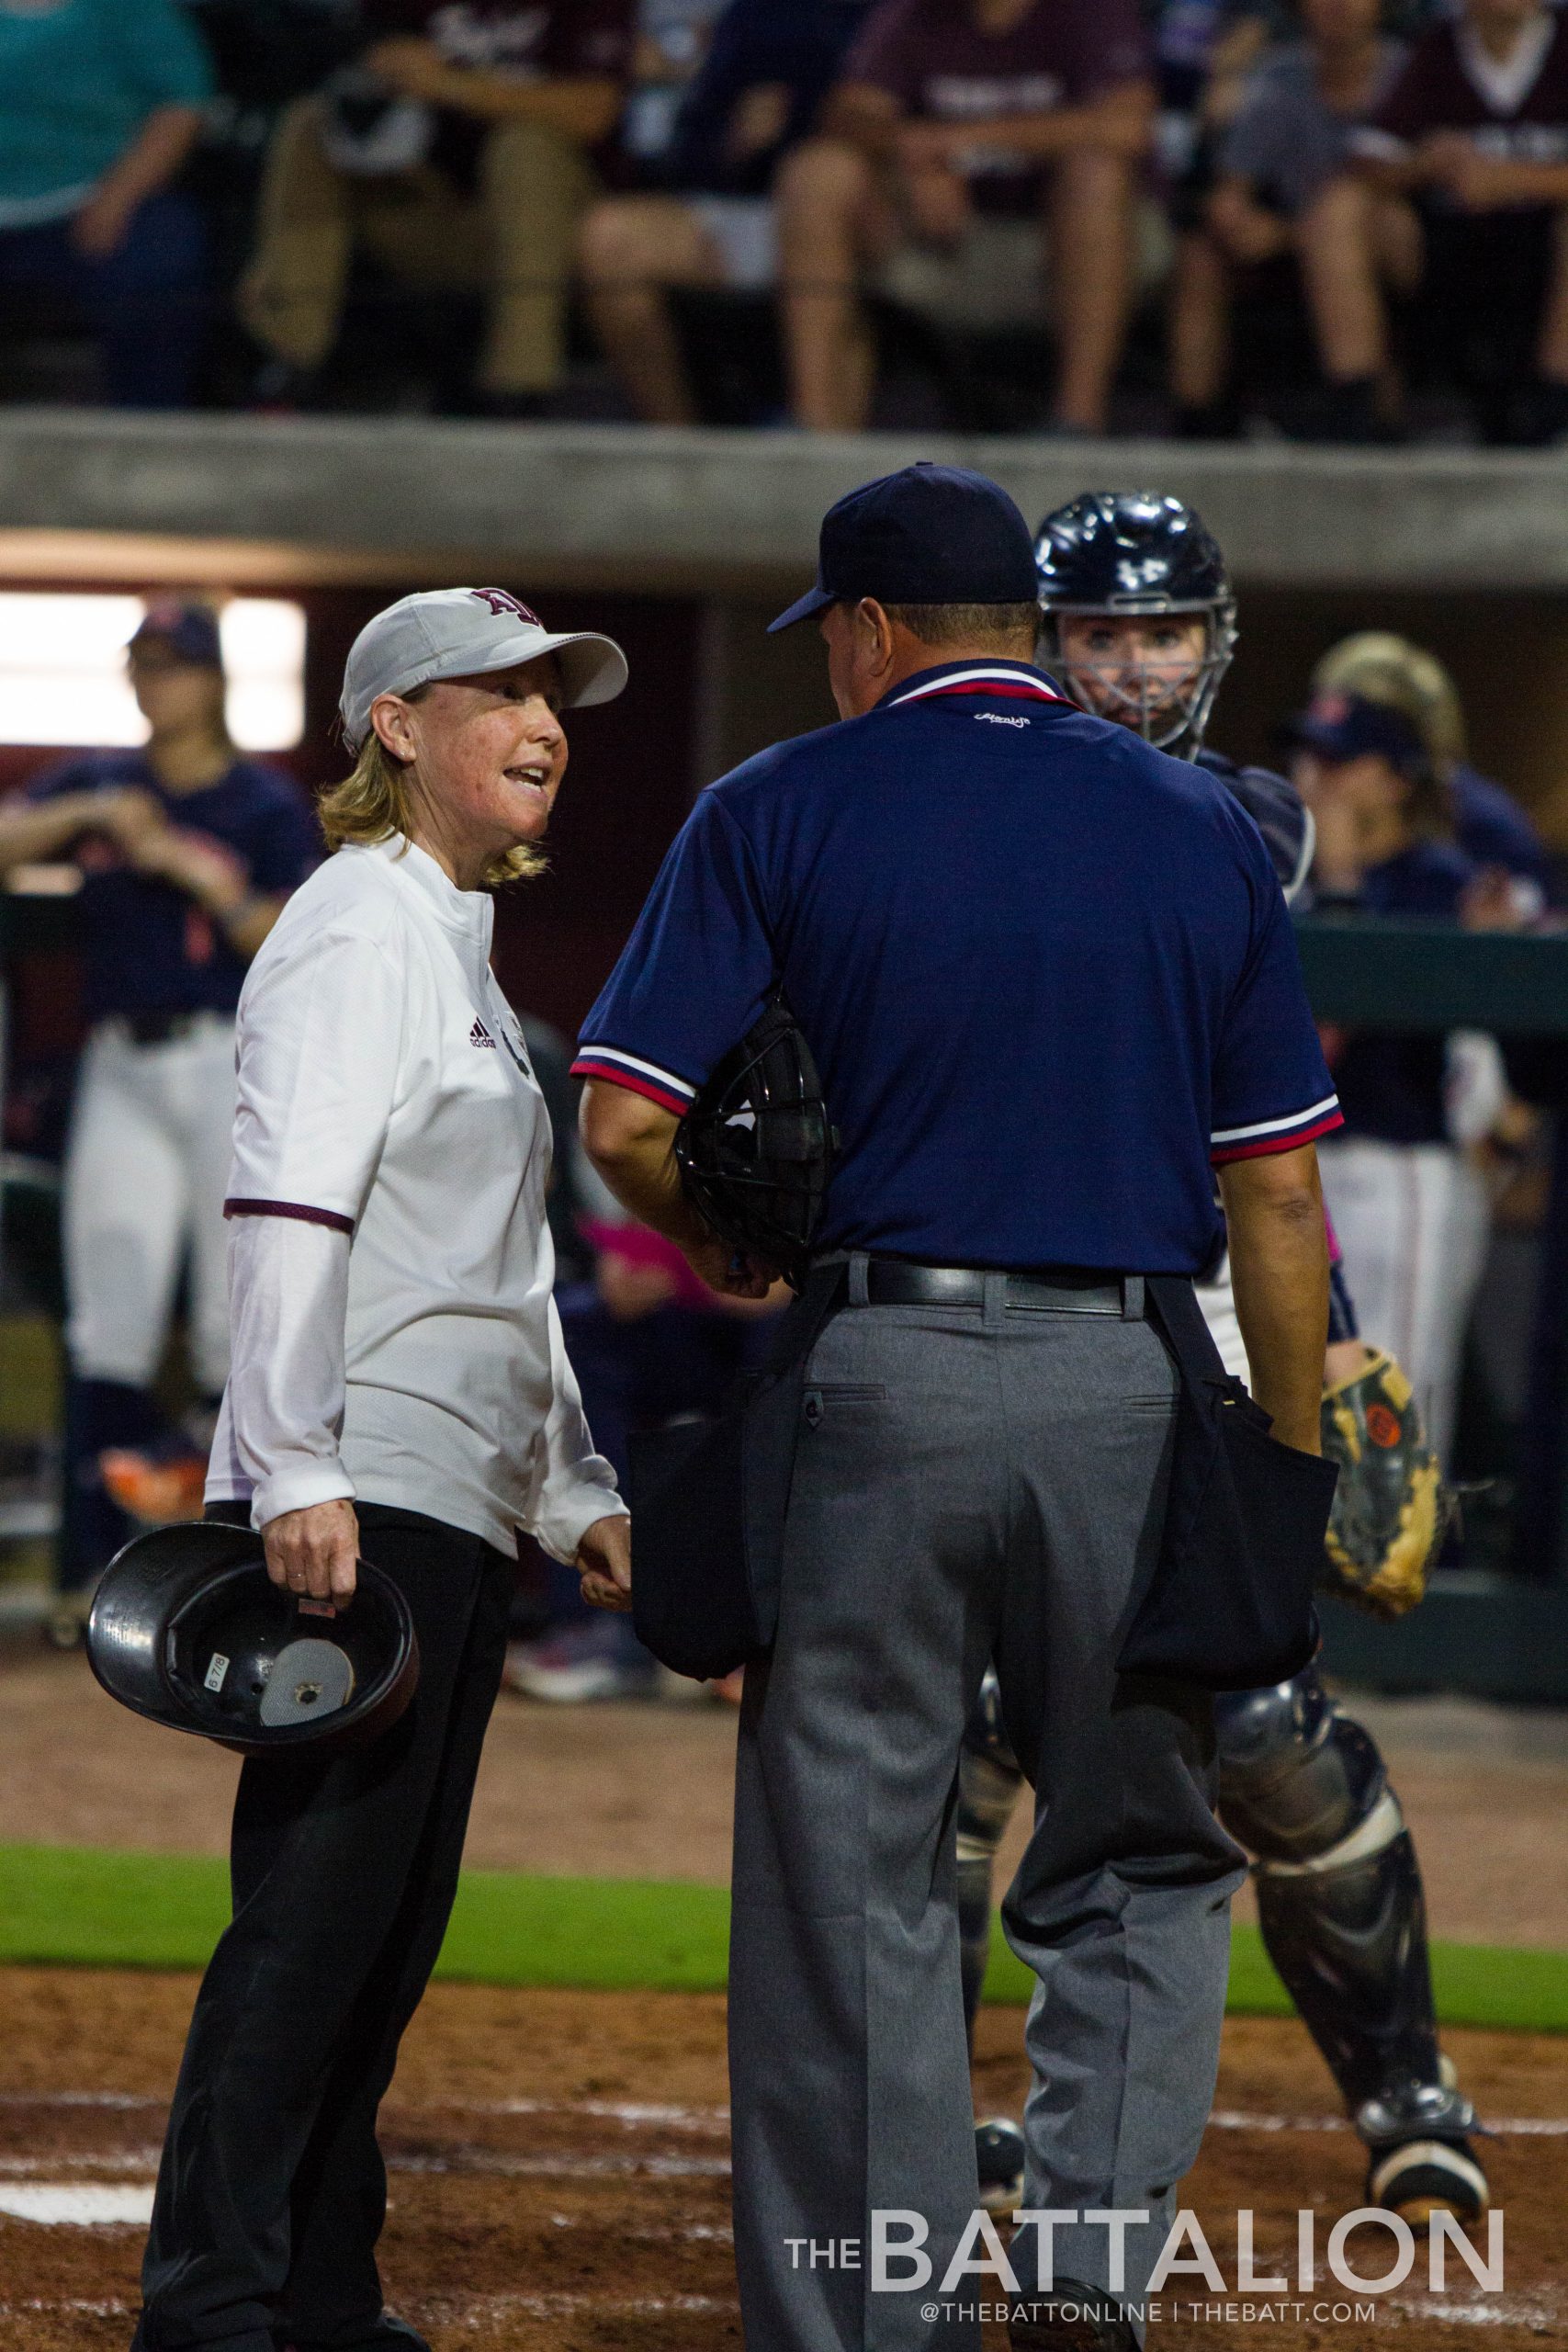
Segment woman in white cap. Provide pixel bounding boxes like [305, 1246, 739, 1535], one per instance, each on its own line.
[131, 589, 633, 2352]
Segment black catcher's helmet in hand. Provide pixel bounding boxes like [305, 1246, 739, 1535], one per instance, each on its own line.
[675, 999, 836, 1292]
[86, 1521, 419, 1755]
[1035, 491, 1237, 755]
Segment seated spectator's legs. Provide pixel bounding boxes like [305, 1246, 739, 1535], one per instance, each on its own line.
[1169, 229, 1233, 423]
[478, 121, 597, 399]
[1295, 173, 1419, 412]
[239, 97, 356, 370]
[579, 195, 727, 424]
[1536, 204, 1568, 390]
[1049, 146, 1137, 433]
[90, 190, 208, 408]
[777, 137, 895, 430]
[0, 190, 207, 408]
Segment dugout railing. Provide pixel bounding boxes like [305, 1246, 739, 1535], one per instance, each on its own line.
[5, 893, 1568, 1698]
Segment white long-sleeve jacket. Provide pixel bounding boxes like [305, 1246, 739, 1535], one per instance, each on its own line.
[205, 834, 625, 1563]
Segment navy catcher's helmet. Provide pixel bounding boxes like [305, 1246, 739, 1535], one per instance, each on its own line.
[1035, 492, 1238, 754]
[86, 1521, 419, 1756]
[675, 999, 836, 1293]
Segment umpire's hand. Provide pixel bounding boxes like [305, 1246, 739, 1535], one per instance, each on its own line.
[263, 1498, 360, 1606]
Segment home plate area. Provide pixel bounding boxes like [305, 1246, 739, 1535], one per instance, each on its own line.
[1, 1972, 1563, 2352]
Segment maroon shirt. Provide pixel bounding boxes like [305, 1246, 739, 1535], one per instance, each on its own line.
[844, 0, 1150, 210]
[364, 0, 636, 176]
[1360, 9, 1568, 184]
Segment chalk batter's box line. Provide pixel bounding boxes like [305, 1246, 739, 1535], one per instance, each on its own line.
[3, 2092, 1568, 2135]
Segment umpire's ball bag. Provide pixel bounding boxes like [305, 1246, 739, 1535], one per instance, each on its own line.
[1119, 1276, 1338, 1690]
[629, 1264, 842, 1681]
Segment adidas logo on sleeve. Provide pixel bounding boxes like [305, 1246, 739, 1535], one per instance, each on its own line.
[470, 1020, 497, 1049]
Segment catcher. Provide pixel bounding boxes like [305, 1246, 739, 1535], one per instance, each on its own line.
[960, 492, 1484, 2237]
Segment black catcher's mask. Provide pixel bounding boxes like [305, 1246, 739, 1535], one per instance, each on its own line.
[1035, 490, 1237, 756]
[675, 1000, 837, 1292]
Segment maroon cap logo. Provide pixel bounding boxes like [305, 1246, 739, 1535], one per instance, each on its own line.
[471, 589, 540, 626]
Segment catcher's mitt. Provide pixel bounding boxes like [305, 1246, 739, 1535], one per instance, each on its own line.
[1319, 1350, 1451, 1621]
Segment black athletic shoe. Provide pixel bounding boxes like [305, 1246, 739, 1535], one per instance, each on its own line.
[1307, 376, 1403, 446]
[1007, 2278, 1139, 2350]
[976, 2115, 1027, 2215]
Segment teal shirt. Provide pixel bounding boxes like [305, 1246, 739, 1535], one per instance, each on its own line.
[0, 0, 214, 226]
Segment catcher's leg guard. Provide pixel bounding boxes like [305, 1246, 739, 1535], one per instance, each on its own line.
[1216, 1666, 1483, 2214]
[957, 1668, 1027, 2050]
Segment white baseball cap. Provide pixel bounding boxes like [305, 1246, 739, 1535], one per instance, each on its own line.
[340, 587, 629, 751]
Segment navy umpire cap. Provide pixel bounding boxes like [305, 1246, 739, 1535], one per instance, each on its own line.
[769, 463, 1039, 632]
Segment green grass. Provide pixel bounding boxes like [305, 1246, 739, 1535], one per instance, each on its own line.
[3, 1845, 1566, 2032]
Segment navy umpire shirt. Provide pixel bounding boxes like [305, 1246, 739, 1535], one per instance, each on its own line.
[574, 659, 1341, 1274]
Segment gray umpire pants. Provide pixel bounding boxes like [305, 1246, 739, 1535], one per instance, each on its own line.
[728, 1263, 1247, 2350]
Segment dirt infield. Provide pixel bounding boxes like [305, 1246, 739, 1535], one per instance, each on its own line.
[1, 1968, 1563, 2352]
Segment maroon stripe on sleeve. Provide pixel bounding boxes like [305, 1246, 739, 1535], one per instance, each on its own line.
[223, 1198, 355, 1235]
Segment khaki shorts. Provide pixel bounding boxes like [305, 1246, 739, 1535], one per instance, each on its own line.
[874, 199, 1172, 332]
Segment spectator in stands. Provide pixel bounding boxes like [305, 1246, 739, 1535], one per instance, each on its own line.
[617, 0, 731, 181]
[579, 0, 870, 424]
[0, 604, 318, 1645]
[0, 0, 214, 408]
[1314, 0, 1568, 442]
[1291, 687, 1499, 1464]
[238, 0, 635, 415]
[775, 0, 1156, 435]
[1314, 630, 1553, 905]
[1168, 0, 1404, 438]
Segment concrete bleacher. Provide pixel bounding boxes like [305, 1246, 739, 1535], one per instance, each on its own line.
[4, 410, 1568, 595]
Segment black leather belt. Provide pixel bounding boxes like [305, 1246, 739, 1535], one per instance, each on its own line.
[857, 1261, 1133, 1316]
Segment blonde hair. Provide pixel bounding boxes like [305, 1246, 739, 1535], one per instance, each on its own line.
[318, 692, 546, 888]
[1313, 633, 1468, 769]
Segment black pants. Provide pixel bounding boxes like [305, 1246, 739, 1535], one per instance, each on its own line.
[136, 1503, 514, 2352]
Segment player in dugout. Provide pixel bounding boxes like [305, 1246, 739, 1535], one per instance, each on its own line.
[954, 493, 1489, 2244]
[0, 602, 319, 1645]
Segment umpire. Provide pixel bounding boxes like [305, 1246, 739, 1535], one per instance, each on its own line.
[577, 466, 1339, 2352]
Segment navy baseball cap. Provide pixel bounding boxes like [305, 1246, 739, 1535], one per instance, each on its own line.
[769, 463, 1039, 633]
[130, 601, 223, 669]
[1288, 690, 1427, 774]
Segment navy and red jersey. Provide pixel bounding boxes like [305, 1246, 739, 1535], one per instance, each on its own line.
[1451, 759, 1551, 893]
[1197, 747, 1313, 901]
[22, 751, 320, 1023]
[575, 658, 1338, 1277]
[1319, 836, 1480, 1148]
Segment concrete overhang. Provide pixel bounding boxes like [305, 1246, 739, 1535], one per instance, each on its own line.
[2, 408, 1568, 594]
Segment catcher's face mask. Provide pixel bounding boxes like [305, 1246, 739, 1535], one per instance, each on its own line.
[675, 1001, 836, 1292]
[1046, 607, 1235, 753]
